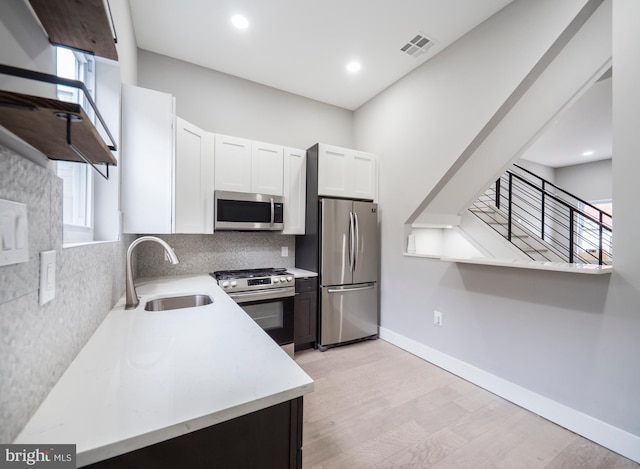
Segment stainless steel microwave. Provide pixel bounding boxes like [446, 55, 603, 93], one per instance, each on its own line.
[214, 190, 284, 231]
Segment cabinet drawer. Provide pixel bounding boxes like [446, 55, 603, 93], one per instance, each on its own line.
[295, 277, 317, 293]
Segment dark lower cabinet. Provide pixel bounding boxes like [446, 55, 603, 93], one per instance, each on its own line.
[86, 397, 303, 469]
[294, 277, 317, 351]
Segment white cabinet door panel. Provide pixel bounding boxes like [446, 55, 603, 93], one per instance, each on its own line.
[175, 118, 214, 233]
[121, 85, 175, 234]
[214, 135, 252, 193]
[282, 147, 306, 234]
[251, 141, 283, 195]
[352, 151, 377, 201]
[318, 145, 349, 198]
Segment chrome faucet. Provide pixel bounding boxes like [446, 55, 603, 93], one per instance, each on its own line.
[125, 236, 179, 309]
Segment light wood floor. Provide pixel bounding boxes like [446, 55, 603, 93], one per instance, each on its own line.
[295, 339, 638, 469]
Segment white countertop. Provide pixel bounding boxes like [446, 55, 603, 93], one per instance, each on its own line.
[14, 275, 314, 467]
[287, 267, 318, 278]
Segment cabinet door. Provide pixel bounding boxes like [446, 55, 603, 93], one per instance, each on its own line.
[214, 134, 252, 193]
[86, 398, 303, 469]
[252, 141, 284, 195]
[320, 283, 378, 347]
[121, 85, 175, 234]
[317, 144, 350, 198]
[294, 278, 317, 348]
[352, 150, 377, 202]
[317, 144, 378, 201]
[175, 118, 215, 234]
[282, 147, 306, 235]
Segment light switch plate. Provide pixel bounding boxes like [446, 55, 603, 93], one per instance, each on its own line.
[0, 198, 29, 267]
[39, 250, 56, 305]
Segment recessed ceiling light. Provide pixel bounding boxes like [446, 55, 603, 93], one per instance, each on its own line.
[231, 14, 249, 30]
[582, 151, 594, 156]
[346, 61, 361, 74]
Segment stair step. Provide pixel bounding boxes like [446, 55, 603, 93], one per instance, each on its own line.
[522, 248, 548, 253]
[470, 208, 496, 214]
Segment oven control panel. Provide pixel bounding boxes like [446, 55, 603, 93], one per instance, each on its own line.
[248, 278, 272, 286]
[218, 275, 293, 290]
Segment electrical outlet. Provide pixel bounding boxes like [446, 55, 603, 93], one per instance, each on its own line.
[39, 250, 56, 305]
[281, 246, 288, 257]
[434, 310, 443, 326]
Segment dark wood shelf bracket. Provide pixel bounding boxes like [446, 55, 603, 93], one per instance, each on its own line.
[62, 112, 110, 180]
[0, 63, 117, 180]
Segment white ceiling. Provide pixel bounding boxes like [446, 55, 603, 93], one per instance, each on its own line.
[128, 0, 513, 111]
[128, 0, 611, 169]
[520, 76, 612, 169]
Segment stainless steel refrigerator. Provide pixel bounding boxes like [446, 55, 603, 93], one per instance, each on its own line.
[317, 198, 379, 350]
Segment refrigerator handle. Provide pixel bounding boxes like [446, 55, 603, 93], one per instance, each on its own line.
[327, 283, 375, 293]
[349, 211, 355, 272]
[353, 211, 359, 273]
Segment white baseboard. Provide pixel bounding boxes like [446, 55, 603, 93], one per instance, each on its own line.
[379, 327, 640, 464]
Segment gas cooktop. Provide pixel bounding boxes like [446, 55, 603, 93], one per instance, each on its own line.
[211, 268, 294, 293]
[212, 267, 289, 280]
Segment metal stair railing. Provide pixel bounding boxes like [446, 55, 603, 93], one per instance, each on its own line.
[470, 164, 612, 265]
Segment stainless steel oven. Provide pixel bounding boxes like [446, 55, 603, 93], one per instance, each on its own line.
[212, 268, 295, 357]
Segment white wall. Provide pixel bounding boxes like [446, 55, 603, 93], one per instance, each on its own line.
[354, 0, 639, 461]
[556, 158, 612, 201]
[0, 0, 138, 443]
[517, 159, 556, 183]
[109, 0, 138, 86]
[137, 50, 353, 150]
[412, 0, 610, 224]
[0, 0, 54, 97]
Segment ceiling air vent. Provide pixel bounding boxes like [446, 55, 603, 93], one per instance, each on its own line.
[400, 33, 435, 58]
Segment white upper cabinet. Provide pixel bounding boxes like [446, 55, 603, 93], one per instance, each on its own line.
[252, 141, 284, 196]
[214, 135, 252, 193]
[121, 84, 175, 234]
[282, 147, 306, 235]
[121, 85, 215, 234]
[351, 150, 378, 201]
[317, 144, 377, 201]
[215, 135, 284, 196]
[175, 118, 215, 234]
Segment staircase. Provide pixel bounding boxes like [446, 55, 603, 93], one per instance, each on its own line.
[469, 164, 612, 265]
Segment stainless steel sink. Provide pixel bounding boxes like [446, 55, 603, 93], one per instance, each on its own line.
[144, 294, 213, 311]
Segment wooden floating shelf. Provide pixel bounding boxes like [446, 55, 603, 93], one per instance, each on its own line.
[28, 0, 118, 61]
[0, 90, 117, 166]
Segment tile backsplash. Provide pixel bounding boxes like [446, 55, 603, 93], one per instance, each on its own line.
[0, 145, 129, 443]
[135, 232, 296, 278]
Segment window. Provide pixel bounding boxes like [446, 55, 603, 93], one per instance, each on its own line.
[578, 200, 613, 261]
[56, 47, 96, 243]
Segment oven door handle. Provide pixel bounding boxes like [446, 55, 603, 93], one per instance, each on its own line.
[227, 288, 295, 303]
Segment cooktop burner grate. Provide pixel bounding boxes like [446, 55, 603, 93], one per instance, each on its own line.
[212, 267, 288, 280]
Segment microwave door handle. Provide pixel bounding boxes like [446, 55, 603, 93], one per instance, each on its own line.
[270, 198, 274, 227]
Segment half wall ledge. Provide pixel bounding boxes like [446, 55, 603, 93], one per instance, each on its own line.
[404, 253, 613, 275]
